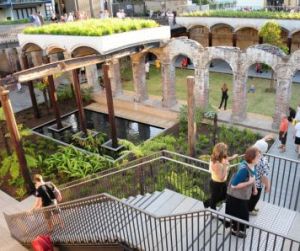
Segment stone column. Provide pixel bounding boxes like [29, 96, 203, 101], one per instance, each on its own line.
[85, 64, 100, 92]
[31, 51, 43, 66]
[5, 48, 18, 73]
[131, 53, 148, 102]
[273, 77, 291, 129]
[109, 58, 122, 96]
[232, 32, 237, 47]
[161, 61, 176, 108]
[231, 72, 247, 122]
[194, 66, 209, 109]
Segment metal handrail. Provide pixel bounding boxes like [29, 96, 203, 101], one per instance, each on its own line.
[4, 192, 300, 250]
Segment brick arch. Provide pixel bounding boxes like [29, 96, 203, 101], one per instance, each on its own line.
[204, 47, 239, 72]
[235, 27, 259, 50]
[70, 45, 101, 57]
[288, 49, 300, 76]
[165, 37, 203, 66]
[291, 30, 300, 53]
[188, 25, 210, 47]
[242, 48, 283, 73]
[21, 42, 43, 53]
[211, 23, 234, 47]
[46, 45, 65, 55]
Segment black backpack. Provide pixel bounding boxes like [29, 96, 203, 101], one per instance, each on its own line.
[44, 183, 56, 200]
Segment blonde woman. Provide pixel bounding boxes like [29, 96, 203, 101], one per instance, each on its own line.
[204, 143, 238, 210]
[218, 83, 229, 110]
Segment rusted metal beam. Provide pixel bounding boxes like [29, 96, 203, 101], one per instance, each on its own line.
[102, 63, 118, 148]
[42, 55, 63, 129]
[187, 76, 196, 157]
[0, 86, 35, 194]
[15, 55, 103, 83]
[72, 69, 87, 135]
[21, 53, 40, 118]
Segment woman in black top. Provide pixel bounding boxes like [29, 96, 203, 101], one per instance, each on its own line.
[219, 83, 229, 110]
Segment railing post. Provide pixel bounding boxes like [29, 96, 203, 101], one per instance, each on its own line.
[139, 165, 145, 195]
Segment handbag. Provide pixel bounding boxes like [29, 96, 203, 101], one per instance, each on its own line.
[227, 166, 253, 200]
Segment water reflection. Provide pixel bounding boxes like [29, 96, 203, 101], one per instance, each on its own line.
[34, 110, 163, 145]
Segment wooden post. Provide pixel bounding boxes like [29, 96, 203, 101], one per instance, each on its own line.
[72, 69, 87, 135]
[102, 63, 118, 148]
[42, 55, 63, 129]
[187, 76, 196, 157]
[0, 86, 34, 193]
[232, 32, 237, 47]
[21, 53, 40, 118]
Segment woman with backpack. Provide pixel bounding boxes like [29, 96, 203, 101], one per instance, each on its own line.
[225, 147, 260, 238]
[32, 174, 62, 231]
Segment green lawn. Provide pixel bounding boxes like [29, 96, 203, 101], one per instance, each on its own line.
[122, 66, 300, 117]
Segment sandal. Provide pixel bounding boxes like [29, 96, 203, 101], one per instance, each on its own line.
[231, 230, 247, 238]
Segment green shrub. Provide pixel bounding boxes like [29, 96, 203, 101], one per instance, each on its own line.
[0, 18, 29, 25]
[23, 18, 159, 36]
[181, 10, 300, 19]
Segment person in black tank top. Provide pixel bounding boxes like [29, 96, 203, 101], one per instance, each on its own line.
[219, 83, 229, 110]
[32, 174, 61, 231]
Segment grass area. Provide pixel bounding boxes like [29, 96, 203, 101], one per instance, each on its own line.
[181, 10, 300, 19]
[0, 18, 29, 25]
[23, 18, 159, 36]
[122, 66, 300, 117]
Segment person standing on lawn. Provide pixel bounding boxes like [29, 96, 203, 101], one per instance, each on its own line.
[219, 83, 229, 110]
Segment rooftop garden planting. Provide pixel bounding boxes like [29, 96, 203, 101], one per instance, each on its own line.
[181, 10, 300, 19]
[23, 18, 159, 36]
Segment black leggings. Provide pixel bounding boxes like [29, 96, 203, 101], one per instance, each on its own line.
[205, 180, 227, 210]
[219, 95, 228, 109]
[248, 188, 262, 212]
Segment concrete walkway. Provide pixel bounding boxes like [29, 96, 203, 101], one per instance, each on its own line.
[268, 123, 300, 160]
[0, 191, 34, 251]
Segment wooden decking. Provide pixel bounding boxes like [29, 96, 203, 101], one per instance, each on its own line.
[86, 92, 179, 129]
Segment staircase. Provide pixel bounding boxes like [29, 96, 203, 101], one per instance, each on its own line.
[4, 151, 300, 251]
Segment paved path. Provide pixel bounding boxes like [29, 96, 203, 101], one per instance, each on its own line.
[268, 123, 300, 161]
[8, 86, 44, 113]
[0, 191, 34, 251]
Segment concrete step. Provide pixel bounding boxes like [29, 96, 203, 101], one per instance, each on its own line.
[143, 189, 176, 215]
[139, 191, 162, 210]
[171, 197, 200, 215]
[152, 192, 186, 216]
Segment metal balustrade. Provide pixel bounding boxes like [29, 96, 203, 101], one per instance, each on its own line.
[4, 151, 300, 249]
[4, 192, 300, 250]
[58, 151, 300, 212]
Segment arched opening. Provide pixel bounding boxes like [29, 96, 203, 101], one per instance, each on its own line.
[245, 63, 276, 117]
[207, 59, 233, 110]
[211, 24, 233, 47]
[189, 25, 209, 47]
[291, 31, 300, 53]
[236, 27, 259, 50]
[172, 54, 194, 102]
[281, 28, 289, 50]
[71, 46, 99, 58]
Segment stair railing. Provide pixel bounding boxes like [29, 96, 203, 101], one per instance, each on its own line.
[4, 193, 300, 250]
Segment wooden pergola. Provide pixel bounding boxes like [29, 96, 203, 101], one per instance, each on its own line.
[0, 43, 157, 193]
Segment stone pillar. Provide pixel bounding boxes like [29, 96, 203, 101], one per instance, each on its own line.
[5, 48, 18, 73]
[273, 78, 291, 129]
[109, 58, 122, 96]
[231, 72, 247, 122]
[31, 51, 43, 66]
[161, 61, 176, 108]
[85, 64, 100, 92]
[194, 66, 209, 109]
[131, 53, 148, 102]
[16, 47, 25, 70]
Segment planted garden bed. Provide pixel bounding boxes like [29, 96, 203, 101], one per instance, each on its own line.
[19, 19, 170, 55]
[181, 10, 300, 19]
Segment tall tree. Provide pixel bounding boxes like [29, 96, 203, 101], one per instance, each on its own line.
[259, 21, 288, 92]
